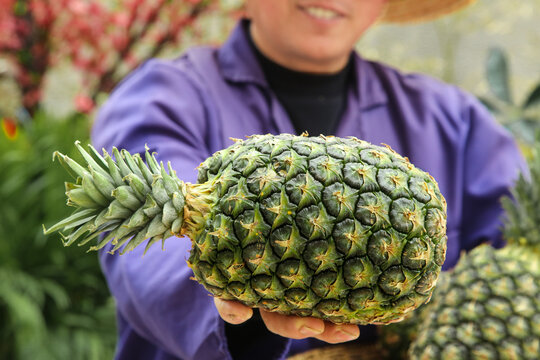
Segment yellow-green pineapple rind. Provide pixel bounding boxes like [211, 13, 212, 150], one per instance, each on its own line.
[190, 134, 448, 325]
[409, 244, 540, 360]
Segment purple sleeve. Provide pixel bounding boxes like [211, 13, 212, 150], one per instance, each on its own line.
[459, 93, 526, 251]
[91, 59, 232, 360]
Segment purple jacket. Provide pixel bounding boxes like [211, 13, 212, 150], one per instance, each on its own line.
[92, 20, 525, 360]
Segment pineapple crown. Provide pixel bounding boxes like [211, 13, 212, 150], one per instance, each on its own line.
[501, 136, 540, 253]
[43, 141, 187, 255]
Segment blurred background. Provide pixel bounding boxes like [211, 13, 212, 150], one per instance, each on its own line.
[0, 0, 538, 358]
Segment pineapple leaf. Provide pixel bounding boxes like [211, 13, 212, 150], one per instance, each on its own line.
[478, 96, 501, 114]
[486, 47, 513, 104]
[522, 81, 540, 110]
[144, 146, 161, 174]
[112, 147, 133, 178]
[85, 143, 109, 171]
[74, 141, 113, 183]
[43, 209, 98, 234]
[53, 151, 90, 180]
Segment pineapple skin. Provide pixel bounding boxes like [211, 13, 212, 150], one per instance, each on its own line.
[409, 244, 540, 360]
[189, 134, 448, 325]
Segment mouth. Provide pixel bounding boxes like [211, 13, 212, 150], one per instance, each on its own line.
[299, 5, 344, 21]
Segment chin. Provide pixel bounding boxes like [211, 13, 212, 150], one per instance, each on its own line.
[302, 41, 349, 57]
[299, 49, 349, 70]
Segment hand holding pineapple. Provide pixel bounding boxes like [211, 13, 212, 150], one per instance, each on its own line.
[215, 297, 360, 342]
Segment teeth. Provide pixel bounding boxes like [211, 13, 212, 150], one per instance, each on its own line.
[305, 6, 339, 20]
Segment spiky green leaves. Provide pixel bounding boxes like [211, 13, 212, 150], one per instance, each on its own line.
[44, 142, 186, 254]
[501, 140, 540, 251]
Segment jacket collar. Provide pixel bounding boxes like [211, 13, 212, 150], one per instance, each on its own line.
[218, 19, 388, 110]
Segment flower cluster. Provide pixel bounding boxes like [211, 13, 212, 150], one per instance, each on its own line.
[0, 0, 238, 117]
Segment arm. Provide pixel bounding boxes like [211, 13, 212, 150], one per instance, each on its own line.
[91, 59, 359, 360]
[92, 59, 232, 360]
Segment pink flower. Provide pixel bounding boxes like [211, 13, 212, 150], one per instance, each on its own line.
[75, 94, 95, 114]
[68, 0, 89, 15]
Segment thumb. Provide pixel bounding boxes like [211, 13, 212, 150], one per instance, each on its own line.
[214, 297, 254, 325]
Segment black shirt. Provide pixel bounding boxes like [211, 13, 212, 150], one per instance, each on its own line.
[248, 32, 353, 136]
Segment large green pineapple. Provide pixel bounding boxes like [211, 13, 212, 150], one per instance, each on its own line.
[408, 141, 540, 359]
[44, 134, 448, 325]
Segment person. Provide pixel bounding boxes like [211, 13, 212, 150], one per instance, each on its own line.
[91, 1, 526, 359]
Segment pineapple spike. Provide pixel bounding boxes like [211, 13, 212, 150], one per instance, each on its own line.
[136, 155, 155, 185]
[121, 149, 145, 180]
[111, 185, 142, 211]
[144, 236, 163, 255]
[89, 167, 115, 200]
[44, 142, 200, 256]
[86, 142, 109, 171]
[124, 173, 151, 201]
[144, 147, 161, 175]
[74, 141, 113, 182]
[67, 187, 100, 208]
[53, 151, 90, 180]
[104, 152, 124, 186]
[81, 172, 109, 206]
[112, 147, 133, 178]
[109, 234, 136, 254]
[42, 209, 97, 234]
[160, 161, 180, 195]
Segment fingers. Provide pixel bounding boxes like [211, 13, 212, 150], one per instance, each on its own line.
[215, 300, 360, 343]
[260, 309, 325, 339]
[214, 298, 253, 325]
[314, 321, 360, 344]
[259, 309, 359, 343]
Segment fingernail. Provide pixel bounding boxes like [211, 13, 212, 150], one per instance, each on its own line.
[227, 312, 250, 323]
[337, 329, 359, 341]
[299, 325, 323, 336]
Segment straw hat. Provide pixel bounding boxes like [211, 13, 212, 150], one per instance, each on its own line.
[382, 0, 476, 23]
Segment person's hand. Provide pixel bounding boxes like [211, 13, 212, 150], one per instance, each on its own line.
[214, 298, 360, 344]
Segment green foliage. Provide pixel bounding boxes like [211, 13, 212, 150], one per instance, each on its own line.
[0, 113, 116, 359]
[501, 132, 540, 252]
[479, 47, 540, 145]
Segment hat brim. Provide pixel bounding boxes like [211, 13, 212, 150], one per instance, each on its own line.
[381, 0, 476, 23]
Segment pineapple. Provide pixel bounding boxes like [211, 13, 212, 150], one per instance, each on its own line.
[409, 245, 540, 360]
[44, 134, 448, 325]
[408, 140, 540, 359]
[377, 273, 446, 359]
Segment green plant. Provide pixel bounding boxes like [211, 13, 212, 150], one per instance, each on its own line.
[479, 47, 540, 145]
[0, 112, 115, 359]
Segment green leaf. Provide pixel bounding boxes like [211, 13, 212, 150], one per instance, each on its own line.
[486, 47, 513, 104]
[478, 96, 501, 114]
[522, 82, 540, 109]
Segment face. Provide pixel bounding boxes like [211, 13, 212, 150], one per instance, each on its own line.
[246, 0, 389, 73]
